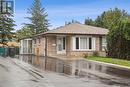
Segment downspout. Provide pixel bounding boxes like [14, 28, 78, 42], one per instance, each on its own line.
[45, 35, 47, 70]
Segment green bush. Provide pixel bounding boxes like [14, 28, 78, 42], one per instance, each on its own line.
[93, 51, 99, 57]
[83, 53, 88, 58]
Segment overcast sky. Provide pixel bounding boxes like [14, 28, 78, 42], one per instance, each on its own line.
[14, 0, 130, 30]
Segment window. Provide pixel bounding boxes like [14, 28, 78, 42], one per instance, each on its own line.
[80, 37, 87, 49]
[63, 37, 65, 50]
[74, 36, 93, 50]
[0, 1, 14, 14]
[23, 40, 27, 53]
[57, 37, 66, 52]
[102, 37, 107, 51]
[89, 38, 92, 49]
[39, 38, 41, 43]
[76, 37, 79, 49]
[28, 40, 32, 53]
[34, 39, 36, 44]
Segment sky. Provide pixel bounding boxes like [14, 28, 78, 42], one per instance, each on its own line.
[14, 0, 130, 30]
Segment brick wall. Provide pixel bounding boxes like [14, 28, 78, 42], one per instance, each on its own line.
[47, 36, 57, 56]
[34, 37, 45, 56]
[34, 35, 106, 58]
[67, 36, 106, 57]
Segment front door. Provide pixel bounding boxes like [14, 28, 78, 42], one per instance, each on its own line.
[57, 37, 66, 54]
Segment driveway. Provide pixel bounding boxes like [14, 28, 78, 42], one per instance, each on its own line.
[0, 57, 130, 87]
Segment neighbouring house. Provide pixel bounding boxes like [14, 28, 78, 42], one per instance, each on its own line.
[20, 23, 109, 58]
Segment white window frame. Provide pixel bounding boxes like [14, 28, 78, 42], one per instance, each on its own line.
[79, 37, 88, 50]
[72, 36, 96, 51]
[102, 36, 107, 51]
[57, 36, 66, 54]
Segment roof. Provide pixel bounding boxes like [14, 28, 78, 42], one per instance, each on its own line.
[45, 23, 109, 35]
[20, 36, 33, 40]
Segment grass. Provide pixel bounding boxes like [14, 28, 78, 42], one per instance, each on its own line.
[86, 56, 130, 67]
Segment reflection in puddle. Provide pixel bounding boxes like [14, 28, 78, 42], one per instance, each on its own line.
[30, 79, 39, 82]
[18, 55, 130, 86]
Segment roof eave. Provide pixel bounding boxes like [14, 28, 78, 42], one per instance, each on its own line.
[44, 33, 108, 36]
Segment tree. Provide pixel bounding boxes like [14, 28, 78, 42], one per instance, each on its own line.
[95, 16, 104, 27]
[95, 8, 128, 29]
[0, 13, 15, 45]
[65, 19, 80, 25]
[85, 17, 95, 26]
[15, 26, 34, 41]
[26, 0, 49, 34]
[94, 8, 130, 59]
[107, 18, 130, 59]
[123, 17, 130, 40]
[84, 8, 130, 59]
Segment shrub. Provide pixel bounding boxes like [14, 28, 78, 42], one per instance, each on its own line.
[83, 53, 88, 58]
[93, 51, 99, 57]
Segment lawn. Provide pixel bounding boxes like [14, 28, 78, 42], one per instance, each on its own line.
[86, 56, 130, 67]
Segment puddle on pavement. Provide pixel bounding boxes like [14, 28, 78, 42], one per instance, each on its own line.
[18, 55, 130, 87]
[30, 79, 39, 82]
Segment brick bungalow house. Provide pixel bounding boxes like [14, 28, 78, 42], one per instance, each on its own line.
[20, 23, 108, 58]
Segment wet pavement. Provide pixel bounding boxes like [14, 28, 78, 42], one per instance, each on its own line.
[18, 55, 130, 87]
[0, 55, 130, 87]
[0, 57, 47, 87]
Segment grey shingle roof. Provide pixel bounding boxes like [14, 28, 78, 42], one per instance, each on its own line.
[45, 23, 109, 35]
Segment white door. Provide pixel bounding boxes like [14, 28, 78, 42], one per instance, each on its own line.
[57, 37, 66, 54]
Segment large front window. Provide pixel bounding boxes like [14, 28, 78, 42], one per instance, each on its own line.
[74, 36, 95, 50]
[80, 37, 88, 49]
